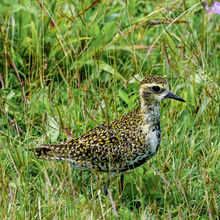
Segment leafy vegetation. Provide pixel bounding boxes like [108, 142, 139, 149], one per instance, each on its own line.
[0, 0, 219, 218]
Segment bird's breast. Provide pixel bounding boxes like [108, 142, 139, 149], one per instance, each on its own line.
[140, 122, 161, 155]
[147, 129, 161, 155]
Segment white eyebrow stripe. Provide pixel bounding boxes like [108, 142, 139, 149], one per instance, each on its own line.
[141, 83, 167, 88]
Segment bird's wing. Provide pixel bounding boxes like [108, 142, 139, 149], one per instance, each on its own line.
[32, 124, 114, 159]
[32, 114, 146, 169]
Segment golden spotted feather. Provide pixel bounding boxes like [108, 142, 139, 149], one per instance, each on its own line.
[34, 75, 185, 174]
[36, 106, 156, 173]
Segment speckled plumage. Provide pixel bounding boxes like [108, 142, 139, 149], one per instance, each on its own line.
[34, 75, 185, 176]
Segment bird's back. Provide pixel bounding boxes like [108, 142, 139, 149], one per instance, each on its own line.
[35, 105, 159, 173]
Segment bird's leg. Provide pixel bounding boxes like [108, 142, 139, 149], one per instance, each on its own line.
[104, 177, 111, 195]
[104, 173, 117, 195]
[119, 172, 125, 193]
[104, 173, 125, 195]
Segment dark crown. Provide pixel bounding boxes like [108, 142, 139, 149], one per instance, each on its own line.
[141, 75, 168, 86]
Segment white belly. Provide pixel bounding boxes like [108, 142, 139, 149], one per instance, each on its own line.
[147, 130, 160, 154]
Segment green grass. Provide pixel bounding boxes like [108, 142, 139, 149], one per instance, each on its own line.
[0, 0, 219, 218]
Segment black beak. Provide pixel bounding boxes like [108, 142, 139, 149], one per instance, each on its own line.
[165, 91, 186, 102]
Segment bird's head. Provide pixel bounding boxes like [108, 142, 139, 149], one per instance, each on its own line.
[139, 75, 185, 105]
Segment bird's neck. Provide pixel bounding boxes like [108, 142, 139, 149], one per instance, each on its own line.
[140, 101, 160, 126]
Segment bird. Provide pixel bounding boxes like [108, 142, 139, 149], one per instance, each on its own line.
[32, 75, 185, 193]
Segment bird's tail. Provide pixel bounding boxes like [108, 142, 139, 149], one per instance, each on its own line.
[30, 144, 70, 160]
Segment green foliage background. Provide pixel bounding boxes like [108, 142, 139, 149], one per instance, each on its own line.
[0, 0, 219, 218]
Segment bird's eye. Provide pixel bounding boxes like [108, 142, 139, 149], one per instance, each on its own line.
[152, 86, 161, 93]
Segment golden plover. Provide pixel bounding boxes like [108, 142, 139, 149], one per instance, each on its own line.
[33, 75, 185, 192]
